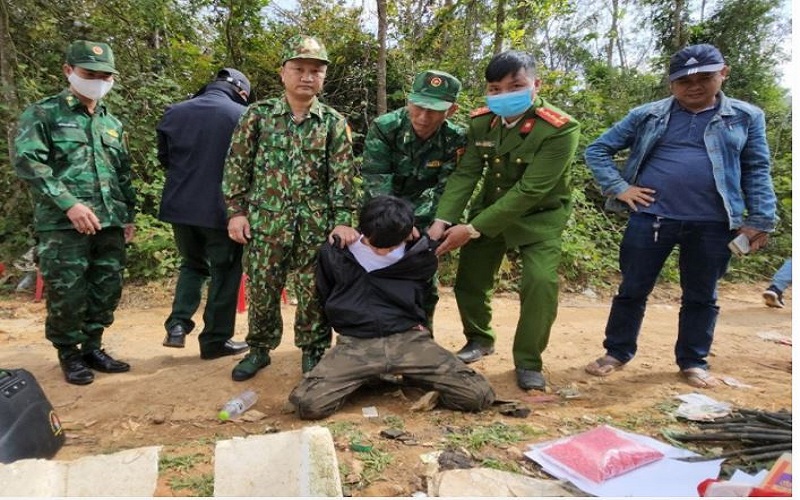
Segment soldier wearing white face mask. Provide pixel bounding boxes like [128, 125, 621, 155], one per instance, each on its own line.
[13, 40, 136, 385]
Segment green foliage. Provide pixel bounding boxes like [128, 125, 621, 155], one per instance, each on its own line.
[0, 0, 790, 288]
[125, 213, 179, 282]
[357, 449, 394, 485]
[444, 422, 543, 452]
[168, 473, 214, 497]
[159, 453, 208, 473]
[479, 457, 523, 474]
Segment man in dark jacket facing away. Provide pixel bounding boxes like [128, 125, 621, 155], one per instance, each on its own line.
[156, 68, 251, 359]
[289, 195, 495, 419]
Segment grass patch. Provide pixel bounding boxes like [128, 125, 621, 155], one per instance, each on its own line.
[159, 453, 207, 473]
[169, 473, 214, 497]
[480, 457, 523, 474]
[326, 421, 361, 439]
[358, 449, 394, 484]
[382, 415, 405, 429]
[444, 422, 544, 452]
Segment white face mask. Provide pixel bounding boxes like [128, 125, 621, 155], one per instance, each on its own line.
[68, 72, 114, 101]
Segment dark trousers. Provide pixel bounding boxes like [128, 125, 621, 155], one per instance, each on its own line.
[37, 227, 125, 357]
[166, 224, 243, 348]
[603, 213, 733, 370]
[289, 329, 495, 419]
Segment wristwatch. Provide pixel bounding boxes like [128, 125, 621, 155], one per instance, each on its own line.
[465, 224, 481, 239]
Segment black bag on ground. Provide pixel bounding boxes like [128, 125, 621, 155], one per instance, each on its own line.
[0, 368, 65, 463]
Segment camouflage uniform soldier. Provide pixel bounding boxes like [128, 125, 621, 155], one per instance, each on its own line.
[334, 70, 465, 328]
[223, 35, 358, 381]
[14, 40, 136, 385]
[362, 70, 464, 230]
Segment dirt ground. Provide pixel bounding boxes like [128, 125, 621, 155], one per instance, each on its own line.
[0, 281, 792, 496]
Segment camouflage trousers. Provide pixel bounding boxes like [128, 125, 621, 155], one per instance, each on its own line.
[243, 225, 329, 352]
[289, 328, 496, 420]
[36, 227, 125, 358]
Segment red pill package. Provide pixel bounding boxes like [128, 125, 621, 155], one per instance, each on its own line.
[539, 425, 664, 483]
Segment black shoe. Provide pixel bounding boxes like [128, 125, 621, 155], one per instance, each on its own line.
[59, 354, 95, 385]
[82, 349, 130, 373]
[200, 339, 250, 360]
[515, 368, 546, 391]
[456, 340, 495, 364]
[162, 324, 187, 348]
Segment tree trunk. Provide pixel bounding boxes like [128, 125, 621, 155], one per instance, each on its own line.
[0, 0, 19, 160]
[376, 0, 387, 115]
[492, 0, 506, 54]
[606, 0, 619, 66]
[672, 0, 684, 52]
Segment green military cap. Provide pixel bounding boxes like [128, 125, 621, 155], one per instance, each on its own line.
[408, 70, 461, 111]
[65, 40, 118, 74]
[282, 35, 330, 65]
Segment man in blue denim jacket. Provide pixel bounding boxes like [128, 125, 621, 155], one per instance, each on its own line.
[583, 44, 777, 388]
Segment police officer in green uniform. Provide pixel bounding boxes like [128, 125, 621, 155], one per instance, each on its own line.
[333, 69, 465, 328]
[222, 35, 358, 381]
[429, 50, 580, 391]
[14, 40, 136, 385]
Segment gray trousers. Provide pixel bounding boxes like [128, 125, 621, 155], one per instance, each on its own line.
[289, 328, 495, 420]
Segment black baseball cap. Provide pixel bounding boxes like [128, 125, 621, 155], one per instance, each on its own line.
[217, 68, 251, 96]
[669, 44, 725, 81]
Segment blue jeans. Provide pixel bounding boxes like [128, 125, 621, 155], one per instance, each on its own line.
[770, 259, 792, 292]
[603, 213, 733, 370]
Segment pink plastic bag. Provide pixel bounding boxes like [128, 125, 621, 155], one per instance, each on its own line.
[541, 425, 664, 483]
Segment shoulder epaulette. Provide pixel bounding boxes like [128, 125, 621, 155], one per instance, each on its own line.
[470, 106, 492, 118]
[535, 107, 570, 128]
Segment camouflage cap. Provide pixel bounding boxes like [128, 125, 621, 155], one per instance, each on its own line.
[282, 35, 329, 65]
[65, 40, 118, 74]
[408, 70, 461, 111]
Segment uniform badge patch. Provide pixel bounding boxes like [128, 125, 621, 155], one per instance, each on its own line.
[92, 45, 104, 55]
[426, 160, 442, 168]
[470, 106, 491, 118]
[475, 140, 495, 148]
[107, 129, 119, 138]
[519, 118, 536, 134]
[535, 107, 570, 128]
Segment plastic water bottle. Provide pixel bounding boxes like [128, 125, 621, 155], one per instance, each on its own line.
[218, 389, 257, 421]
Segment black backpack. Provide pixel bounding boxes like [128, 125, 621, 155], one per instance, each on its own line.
[0, 368, 65, 463]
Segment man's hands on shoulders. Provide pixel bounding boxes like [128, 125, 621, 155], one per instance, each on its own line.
[434, 224, 475, 256]
[329, 225, 360, 248]
[427, 220, 448, 241]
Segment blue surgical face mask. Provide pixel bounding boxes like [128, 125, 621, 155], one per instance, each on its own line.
[485, 88, 533, 118]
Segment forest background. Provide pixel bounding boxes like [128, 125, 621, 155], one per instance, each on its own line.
[0, 0, 792, 291]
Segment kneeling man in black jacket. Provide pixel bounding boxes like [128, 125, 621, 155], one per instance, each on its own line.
[289, 195, 495, 419]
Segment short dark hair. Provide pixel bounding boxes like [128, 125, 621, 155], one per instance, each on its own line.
[358, 195, 415, 249]
[485, 50, 536, 83]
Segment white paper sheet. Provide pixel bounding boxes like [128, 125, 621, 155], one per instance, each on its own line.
[524, 426, 724, 497]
